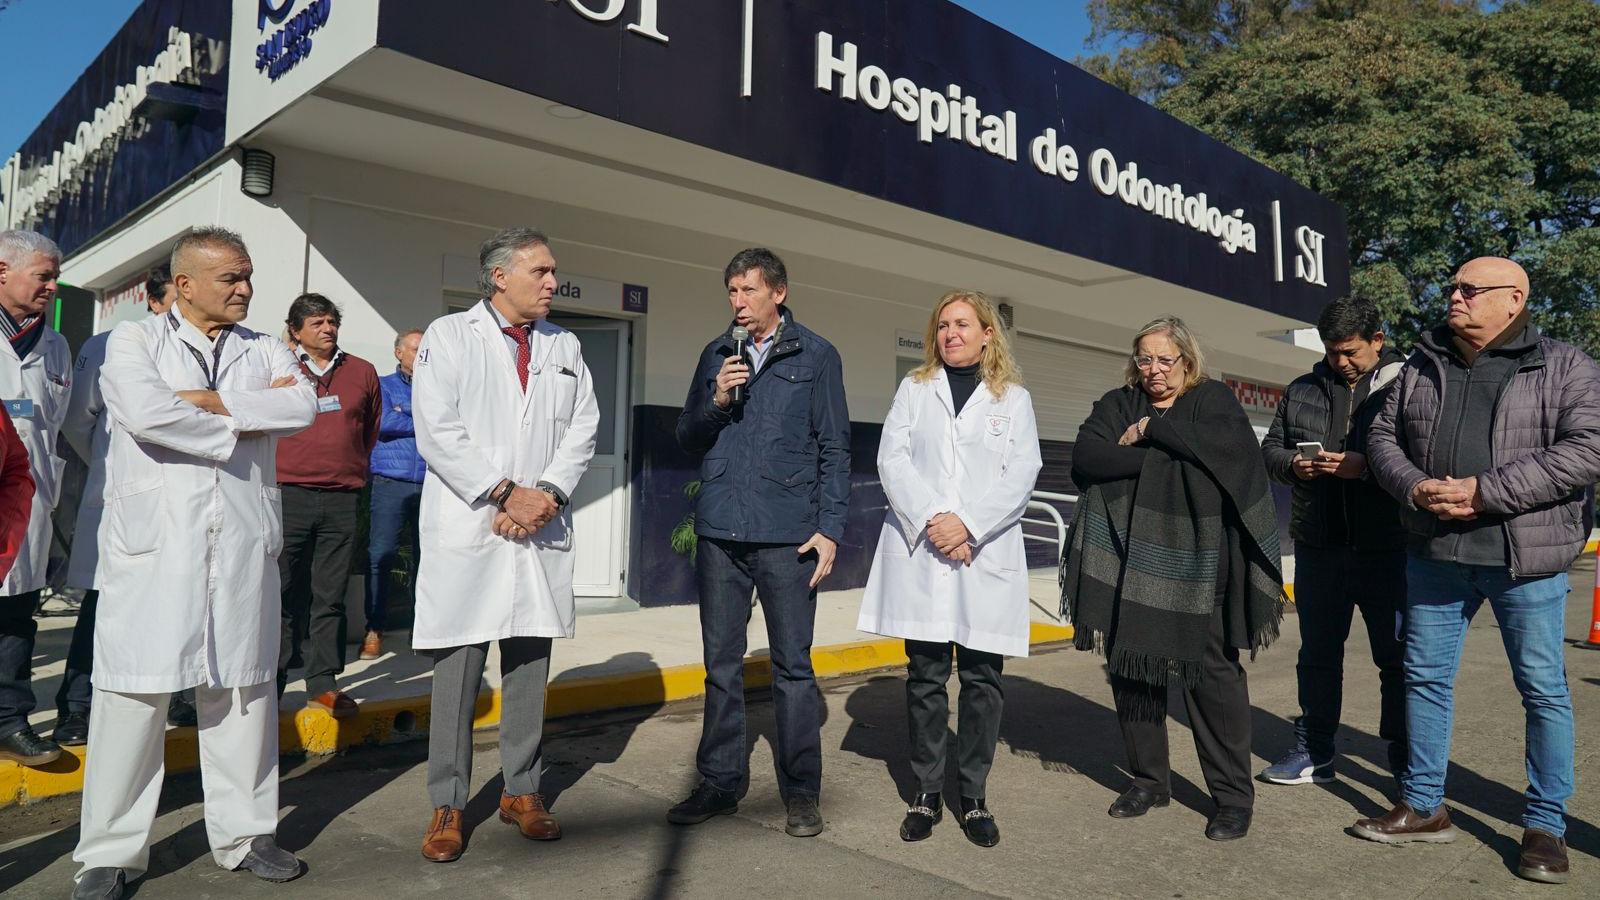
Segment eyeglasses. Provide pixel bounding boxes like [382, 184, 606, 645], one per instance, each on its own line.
[1445, 282, 1517, 300]
[1133, 355, 1181, 371]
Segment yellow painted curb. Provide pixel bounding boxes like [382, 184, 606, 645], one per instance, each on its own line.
[2, 624, 1077, 808]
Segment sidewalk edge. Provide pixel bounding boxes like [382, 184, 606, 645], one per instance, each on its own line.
[1, 622, 1075, 807]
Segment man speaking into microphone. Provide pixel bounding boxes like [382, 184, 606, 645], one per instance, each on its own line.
[670, 248, 850, 837]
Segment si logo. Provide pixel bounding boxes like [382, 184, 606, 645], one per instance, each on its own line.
[259, 0, 297, 30]
[1295, 226, 1328, 287]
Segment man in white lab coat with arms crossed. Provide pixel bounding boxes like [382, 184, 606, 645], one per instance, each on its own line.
[72, 227, 318, 900]
[413, 226, 599, 863]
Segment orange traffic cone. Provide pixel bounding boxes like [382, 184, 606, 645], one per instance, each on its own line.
[1587, 544, 1600, 648]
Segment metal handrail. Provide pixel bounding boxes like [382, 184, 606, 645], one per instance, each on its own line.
[1021, 490, 1078, 560]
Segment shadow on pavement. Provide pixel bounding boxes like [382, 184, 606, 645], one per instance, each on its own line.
[542, 651, 668, 809]
[1247, 703, 1599, 872]
[837, 662, 1214, 814]
[140, 745, 420, 884]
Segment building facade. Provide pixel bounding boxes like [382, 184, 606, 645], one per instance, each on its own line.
[3, 0, 1347, 607]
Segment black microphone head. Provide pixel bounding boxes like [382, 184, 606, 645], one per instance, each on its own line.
[728, 326, 750, 405]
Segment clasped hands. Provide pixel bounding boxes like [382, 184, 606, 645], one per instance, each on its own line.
[491, 485, 560, 542]
[1411, 475, 1484, 521]
[926, 512, 973, 566]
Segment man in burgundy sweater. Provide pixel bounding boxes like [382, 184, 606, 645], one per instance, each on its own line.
[275, 293, 381, 717]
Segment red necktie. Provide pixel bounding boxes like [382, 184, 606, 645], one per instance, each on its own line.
[502, 326, 531, 392]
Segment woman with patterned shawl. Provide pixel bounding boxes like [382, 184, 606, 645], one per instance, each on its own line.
[1060, 316, 1285, 842]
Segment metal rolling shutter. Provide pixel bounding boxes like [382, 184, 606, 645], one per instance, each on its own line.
[1014, 333, 1128, 441]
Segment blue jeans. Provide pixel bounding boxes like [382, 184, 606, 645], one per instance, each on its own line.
[695, 537, 822, 798]
[1402, 556, 1574, 836]
[365, 475, 421, 634]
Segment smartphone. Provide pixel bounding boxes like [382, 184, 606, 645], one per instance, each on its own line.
[1297, 441, 1324, 460]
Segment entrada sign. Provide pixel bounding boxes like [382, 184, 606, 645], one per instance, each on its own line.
[255, 0, 332, 81]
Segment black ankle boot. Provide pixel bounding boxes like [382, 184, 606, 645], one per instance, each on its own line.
[899, 792, 942, 842]
[959, 797, 999, 847]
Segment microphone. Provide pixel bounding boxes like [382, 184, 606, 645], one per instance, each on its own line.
[730, 326, 749, 406]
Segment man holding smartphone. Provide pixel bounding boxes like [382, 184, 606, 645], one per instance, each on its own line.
[1259, 298, 1409, 788]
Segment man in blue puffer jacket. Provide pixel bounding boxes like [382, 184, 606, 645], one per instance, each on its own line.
[364, 328, 426, 660]
[668, 248, 851, 838]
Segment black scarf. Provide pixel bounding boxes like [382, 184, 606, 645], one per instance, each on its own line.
[1060, 380, 1285, 689]
[0, 307, 44, 360]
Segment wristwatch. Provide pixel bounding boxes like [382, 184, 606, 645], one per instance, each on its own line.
[536, 483, 567, 510]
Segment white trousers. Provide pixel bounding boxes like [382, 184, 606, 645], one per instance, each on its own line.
[73, 682, 279, 880]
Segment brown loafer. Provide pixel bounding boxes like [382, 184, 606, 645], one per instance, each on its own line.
[359, 631, 382, 661]
[1350, 802, 1459, 844]
[499, 791, 561, 840]
[421, 806, 464, 862]
[307, 690, 358, 719]
[1517, 828, 1569, 884]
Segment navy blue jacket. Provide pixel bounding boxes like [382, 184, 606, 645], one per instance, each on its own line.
[676, 308, 851, 544]
[370, 370, 426, 483]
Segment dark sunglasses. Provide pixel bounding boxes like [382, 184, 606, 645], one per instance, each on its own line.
[1446, 282, 1516, 300]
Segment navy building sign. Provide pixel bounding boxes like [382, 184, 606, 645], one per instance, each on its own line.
[0, 0, 229, 255]
[378, 0, 1348, 321]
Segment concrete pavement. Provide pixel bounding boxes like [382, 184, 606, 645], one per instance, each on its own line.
[2, 555, 1596, 898]
[3, 573, 1071, 804]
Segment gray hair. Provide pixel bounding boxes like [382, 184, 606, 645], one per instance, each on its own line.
[478, 226, 549, 297]
[1124, 315, 1210, 392]
[0, 230, 62, 267]
[170, 226, 249, 276]
[394, 328, 424, 350]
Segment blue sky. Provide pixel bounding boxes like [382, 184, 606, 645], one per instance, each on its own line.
[0, 0, 1096, 162]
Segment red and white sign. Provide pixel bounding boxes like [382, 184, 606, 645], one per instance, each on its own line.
[1225, 376, 1284, 416]
[100, 274, 150, 320]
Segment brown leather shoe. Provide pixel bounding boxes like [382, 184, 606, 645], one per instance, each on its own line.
[499, 791, 561, 840]
[359, 631, 382, 660]
[421, 806, 464, 862]
[306, 690, 358, 719]
[1350, 802, 1460, 844]
[1517, 828, 1569, 884]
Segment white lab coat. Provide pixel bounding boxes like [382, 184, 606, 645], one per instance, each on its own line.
[94, 312, 317, 692]
[0, 326, 71, 596]
[411, 303, 600, 650]
[857, 372, 1043, 657]
[62, 330, 111, 590]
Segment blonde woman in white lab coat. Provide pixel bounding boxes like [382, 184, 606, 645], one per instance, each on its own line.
[858, 290, 1042, 849]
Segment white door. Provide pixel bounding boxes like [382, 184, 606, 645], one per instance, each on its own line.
[552, 317, 630, 597]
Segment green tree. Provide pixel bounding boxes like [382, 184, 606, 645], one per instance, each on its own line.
[1154, 0, 1600, 354]
[1080, 0, 1463, 99]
